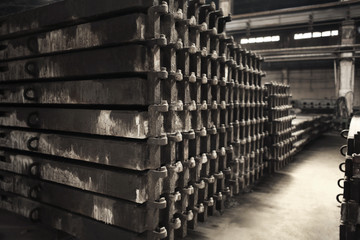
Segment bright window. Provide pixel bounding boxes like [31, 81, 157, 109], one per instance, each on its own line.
[312, 32, 321, 38]
[240, 35, 280, 44]
[294, 30, 339, 40]
[249, 38, 256, 43]
[322, 31, 331, 37]
[263, 36, 272, 42]
[255, 37, 264, 43]
[331, 30, 338, 36]
[240, 39, 249, 44]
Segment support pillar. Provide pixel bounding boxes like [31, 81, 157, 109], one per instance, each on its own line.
[339, 20, 355, 114]
[281, 68, 289, 85]
[219, 0, 232, 16]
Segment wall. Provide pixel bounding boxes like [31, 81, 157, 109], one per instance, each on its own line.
[263, 62, 360, 111]
[264, 68, 336, 101]
[219, 0, 232, 16]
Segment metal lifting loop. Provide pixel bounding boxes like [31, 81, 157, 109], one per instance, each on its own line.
[29, 208, 40, 222]
[338, 178, 344, 188]
[340, 129, 349, 139]
[340, 145, 347, 157]
[336, 194, 343, 204]
[27, 137, 39, 151]
[339, 162, 346, 173]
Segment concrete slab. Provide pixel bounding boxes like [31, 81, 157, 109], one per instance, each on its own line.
[0, 132, 344, 240]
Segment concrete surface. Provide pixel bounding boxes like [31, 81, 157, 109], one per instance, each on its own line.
[186, 131, 344, 240]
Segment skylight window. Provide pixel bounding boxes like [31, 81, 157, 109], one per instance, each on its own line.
[322, 31, 331, 37]
[331, 30, 338, 36]
[240, 39, 249, 44]
[248, 38, 256, 43]
[263, 36, 272, 42]
[256, 37, 264, 43]
[312, 32, 321, 38]
[294, 30, 338, 40]
[271, 36, 280, 41]
[240, 35, 280, 44]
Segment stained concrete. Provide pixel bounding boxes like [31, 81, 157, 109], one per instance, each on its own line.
[186, 132, 345, 240]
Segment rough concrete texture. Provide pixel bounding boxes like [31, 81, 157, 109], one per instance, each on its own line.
[186, 132, 344, 240]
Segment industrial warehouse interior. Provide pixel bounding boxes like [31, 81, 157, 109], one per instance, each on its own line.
[0, 0, 359, 240]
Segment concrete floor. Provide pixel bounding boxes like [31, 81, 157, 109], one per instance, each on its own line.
[0, 132, 344, 240]
[186, 131, 345, 240]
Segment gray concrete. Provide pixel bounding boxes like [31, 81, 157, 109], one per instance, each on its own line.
[186, 132, 344, 240]
[339, 21, 355, 114]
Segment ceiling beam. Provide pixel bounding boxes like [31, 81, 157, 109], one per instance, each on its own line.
[227, 0, 360, 33]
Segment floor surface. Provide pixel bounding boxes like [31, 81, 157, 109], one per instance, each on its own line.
[186, 131, 345, 240]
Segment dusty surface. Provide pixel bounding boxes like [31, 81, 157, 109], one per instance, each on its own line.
[186, 132, 344, 240]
